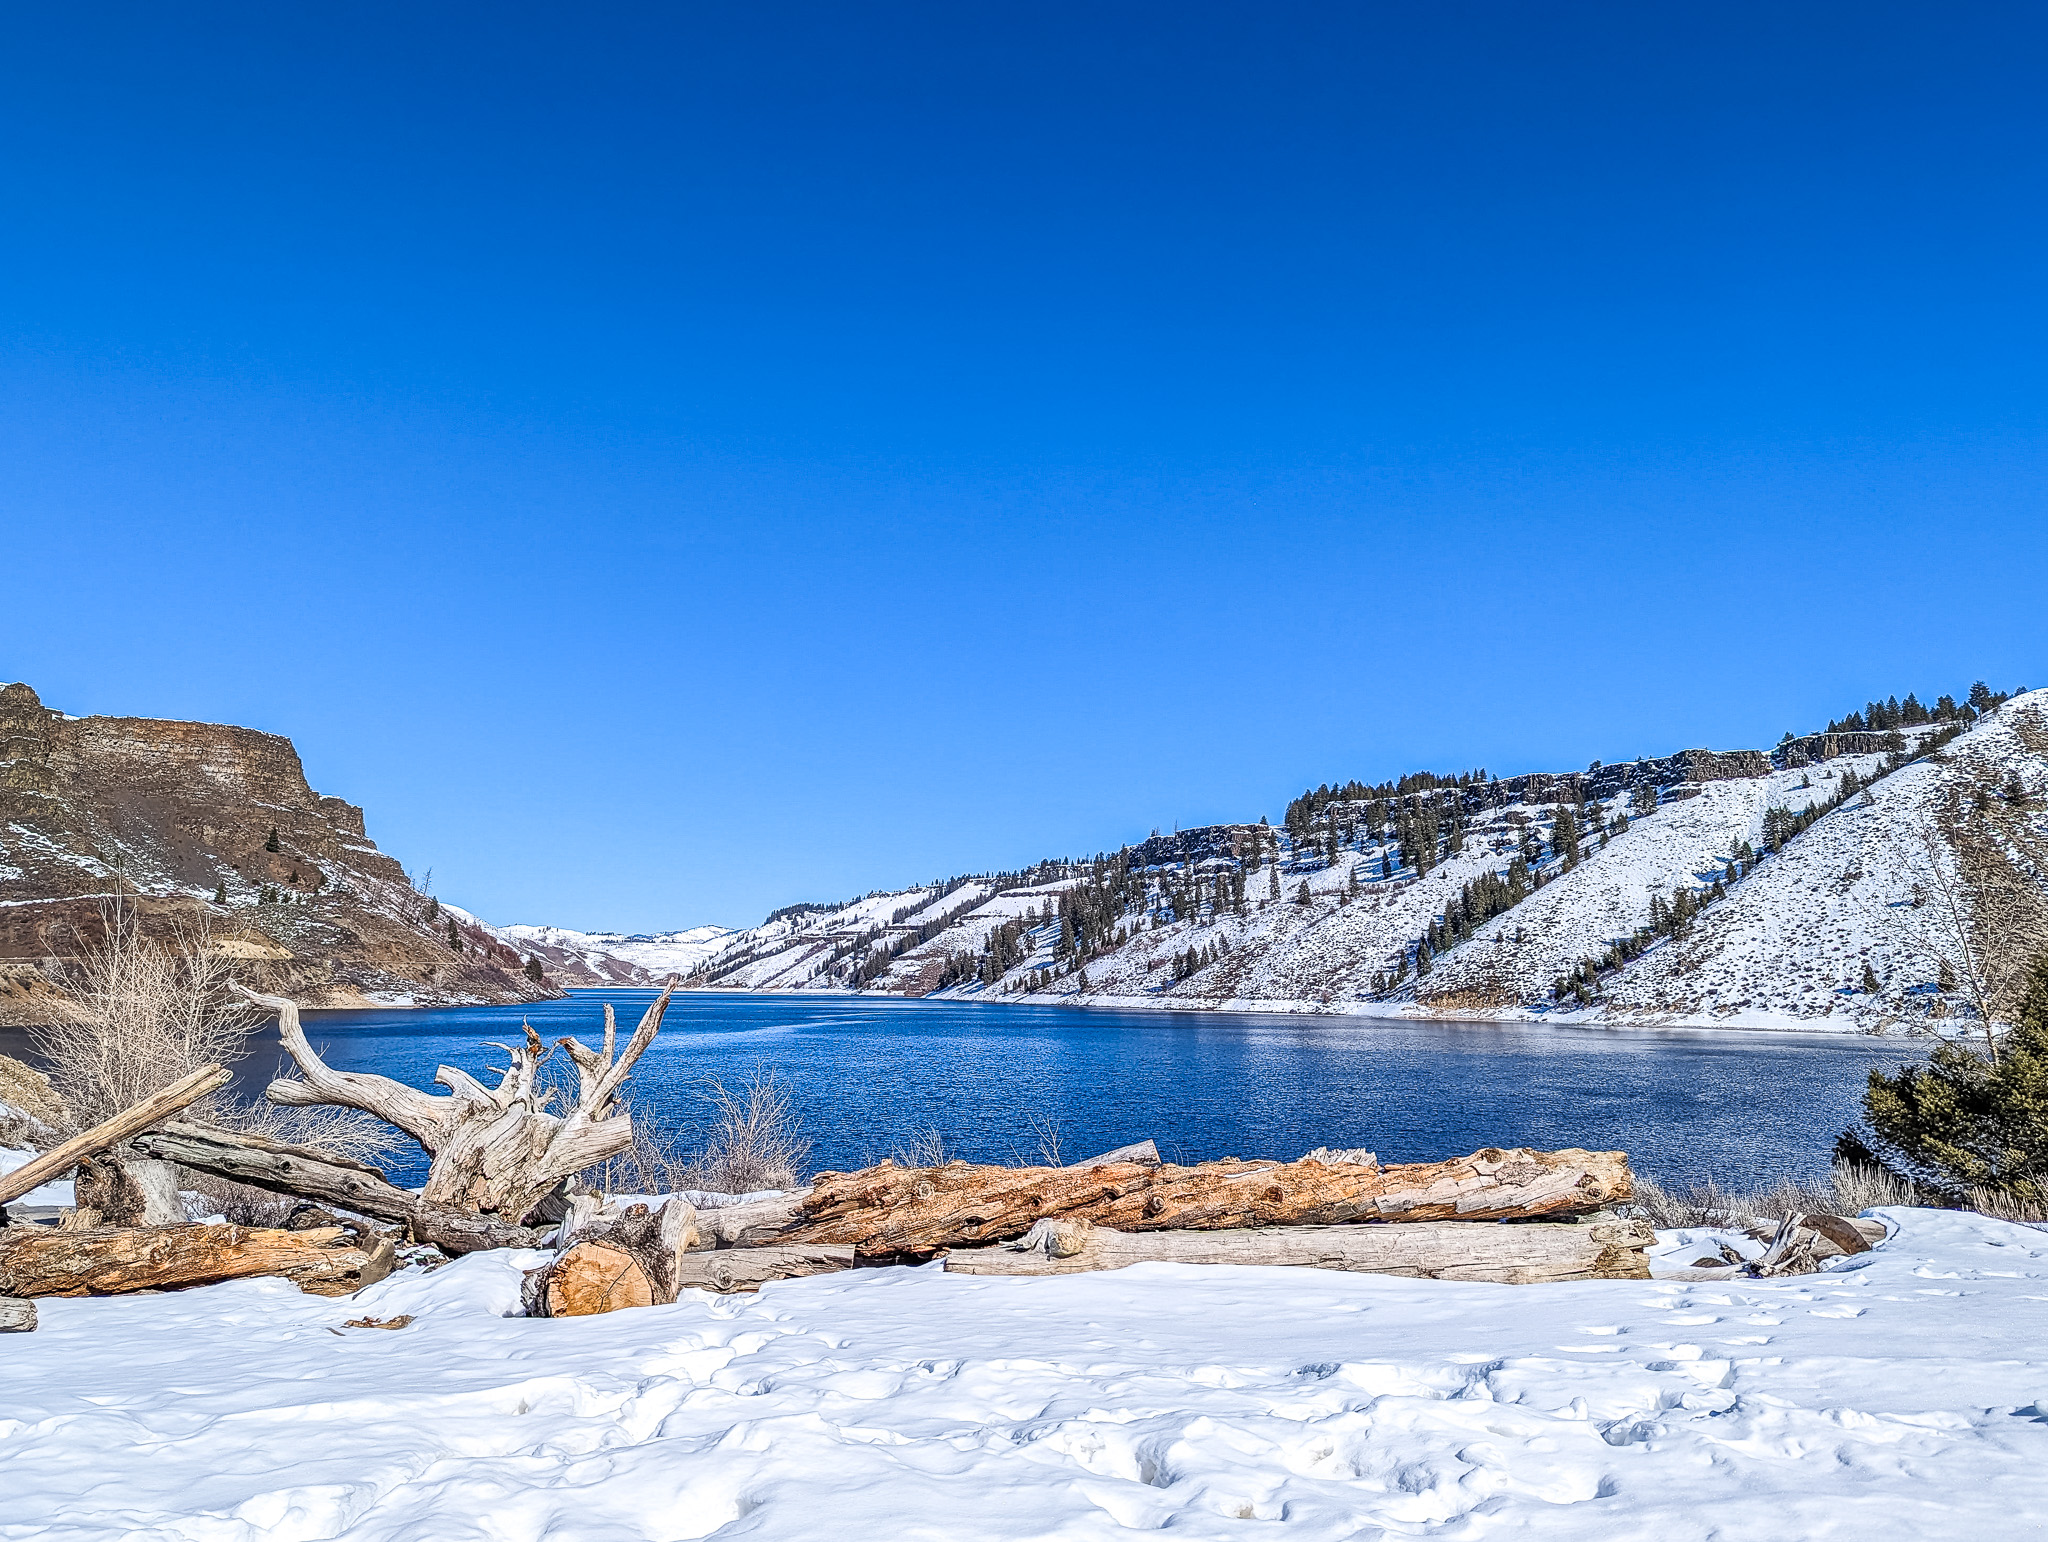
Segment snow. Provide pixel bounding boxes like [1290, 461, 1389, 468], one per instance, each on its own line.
[499, 923, 739, 979]
[0, 1139, 70, 1205]
[5, 1208, 2047, 1538]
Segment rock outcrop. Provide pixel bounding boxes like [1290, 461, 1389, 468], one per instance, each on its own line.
[0, 683, 560, 1023]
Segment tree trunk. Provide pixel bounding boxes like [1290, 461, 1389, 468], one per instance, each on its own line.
[232, 979, 676, 1226]
[944, 1216, 1655, 1284]
[784, 1147, 1633, 1261]
[0, 1222, 397, 1298]
[0, 1296, 34, 1331]
[0, 1064, 231, 1209]
[72, 1154, 185, 1228]
[129, 1122, 544, 1254]
[520, 1199, 699, 1316]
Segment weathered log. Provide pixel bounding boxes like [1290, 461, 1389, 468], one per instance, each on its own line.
[521, 1198, 699, 1316]
[129, 1121, 544, 1255]
[1066, 1140, 1160, 1169]
[673, 1244, 856, 1294]
[233, 978, 676, 1225]
[690, 1190, 810, 1248]
[0, 1295, 35, 1331]
[0, 1222, 397, 1298]
[945, 1215, 1655, 1283]
[0, 1064, 231, 1209]
[785, 1147, 1633, 1261]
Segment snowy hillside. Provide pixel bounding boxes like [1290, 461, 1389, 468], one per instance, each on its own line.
[663, 687, 2047, 1032]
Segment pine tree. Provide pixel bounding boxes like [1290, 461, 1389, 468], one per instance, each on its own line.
[1861, 960, 1880, 993]
[446, 917, 463, 952]
[524, 956, 544, 982]
[212, 881, 227, 905]
[264, 827, 280, 853]
[1294, 881, 1312, 906]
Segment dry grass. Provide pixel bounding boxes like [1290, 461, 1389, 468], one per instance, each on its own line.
[1627, 1164, 1919, 1230]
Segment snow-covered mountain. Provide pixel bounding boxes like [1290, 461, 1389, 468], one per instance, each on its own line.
[652, 687, 2047, 1032]
[494, 924, 737, 986]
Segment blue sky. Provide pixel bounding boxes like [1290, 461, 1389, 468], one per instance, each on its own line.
[4, 4, 2043, 930]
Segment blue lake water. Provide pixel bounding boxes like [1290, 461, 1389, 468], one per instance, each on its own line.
[242, 991, 1930, 1191]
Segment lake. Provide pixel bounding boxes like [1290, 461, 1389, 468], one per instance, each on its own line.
[201, 991, 1932, 1192]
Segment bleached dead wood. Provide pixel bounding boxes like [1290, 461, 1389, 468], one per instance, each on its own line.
[1066, 1140, 1161, 1169]
[0, 1064, 231, 1210]
[0, 1296, 34, 1331]
[234, 978, 676, 1224]
[944, 1216, 1655, 1283]
[672, 1244, 856, 1294]
[690, 1190, 810, 1247]
[784, 1147, 1633, 1261]
[129, 1122, 544, 1254]
[0, 1222, 396, 1298]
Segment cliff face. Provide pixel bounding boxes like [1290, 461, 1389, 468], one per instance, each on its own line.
[0, 682, 561, 1022]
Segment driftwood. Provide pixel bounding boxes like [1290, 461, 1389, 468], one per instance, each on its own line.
[130, 1122, 544, 1255]
[946, 1215, 1655, 1283]
[1066, 1140, 1161, 1169]
[520, 1198, 698, 1317]
[784, 1147, 1633, 1261]
[0, 1296, 34, 1331]
[0, 1222, 396, 1298]
[0, 1064, 231, 1211]
[673, 1244, 856, 1294]
[233, 978, 676, 1225]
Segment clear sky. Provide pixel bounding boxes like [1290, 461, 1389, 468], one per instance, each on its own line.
[3, 4, 2043, 931]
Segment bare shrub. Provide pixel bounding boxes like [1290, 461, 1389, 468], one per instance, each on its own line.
[1022, 1110, 1065, 1168]
[585, 1067, 812, 1198]
[204, 1097, 405, 1168]
[892, 1124, 949, 1170]
[31, 899, 256, 1131]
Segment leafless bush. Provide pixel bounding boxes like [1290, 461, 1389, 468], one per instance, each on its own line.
[0, 1053, 67, 1141]
[1021, 1110, 1065, 1167]
[204, 1097, 406, 1168]
[584, 1067, 812, 1197]
[0, 1111, 46, 1152]
[892, 1124, 949, 1170]
[31, 899, 257, 1132]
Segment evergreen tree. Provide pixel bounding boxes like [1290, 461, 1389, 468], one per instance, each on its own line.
[524, 956, 545, 982]
[264, 827, 281, 853]
[1861, 960, 1880, 993]
[446, 916, 463, 952]
[1630, 782, 1658, 817]
[1294, 881, 1312, 906]
[1848, 956, 2048, 1205]
[212, 881, 227, 905]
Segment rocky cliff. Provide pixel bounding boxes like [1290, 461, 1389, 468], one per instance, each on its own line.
[0, 682, 562, 1022]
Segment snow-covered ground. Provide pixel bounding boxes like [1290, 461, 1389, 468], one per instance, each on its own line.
[5, 1209, 2046, 1538]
